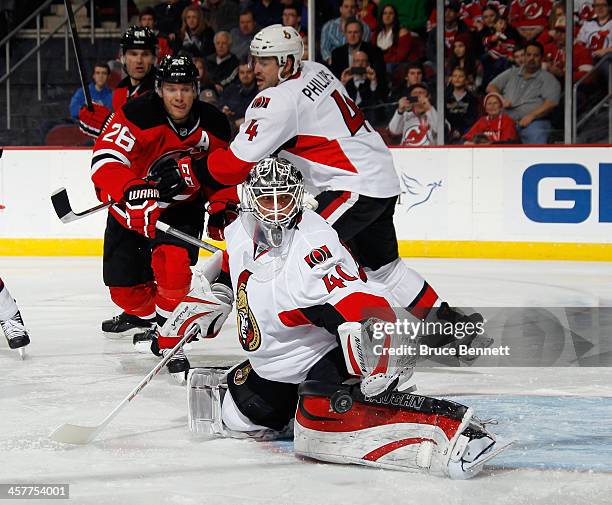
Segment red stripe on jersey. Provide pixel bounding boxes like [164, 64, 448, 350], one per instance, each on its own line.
[285, 135, 359, 173]
[297, 396, 462, 439]
[333, 292, 395, 323]
[362, 437, 437, 462]
[278, 308, 310, 327]
[208, 147, 255, 186]
[319, 191, 351, 219]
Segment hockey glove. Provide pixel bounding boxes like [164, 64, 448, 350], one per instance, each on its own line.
[123, 179, 161, 239]
[78, 103, 112, 137]
[207, 201, 239, 241]
[149, 156, 201, 201]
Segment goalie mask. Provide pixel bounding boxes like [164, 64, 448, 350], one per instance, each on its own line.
[241, 157, 304, 249]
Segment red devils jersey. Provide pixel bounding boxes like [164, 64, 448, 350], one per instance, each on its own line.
[577, 18, 612, 52]
[509, 0, 552, 28]
[543, 42, 594, 81]
[91, 92, 234, 225]
[111, 71, 156, 111]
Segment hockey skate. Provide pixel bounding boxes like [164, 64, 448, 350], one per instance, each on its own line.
[133, 328, 159, 354]
[163, 347, 190, 385]
[101, 312, 154, 338]
[1, 310, 30, 359]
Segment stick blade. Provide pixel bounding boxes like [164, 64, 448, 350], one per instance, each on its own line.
[50, 188, 75, 223]
[49, 423, 100, 445]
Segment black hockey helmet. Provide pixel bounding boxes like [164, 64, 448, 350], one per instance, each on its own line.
[120, 26, 157, 53]
[155, 55, 200, 94]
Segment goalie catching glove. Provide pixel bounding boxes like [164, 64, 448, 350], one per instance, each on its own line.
[158, 264, 233, 350]
[338, 319, 416, 398]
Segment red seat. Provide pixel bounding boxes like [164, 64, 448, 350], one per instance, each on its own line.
[44, 124, 93, 147]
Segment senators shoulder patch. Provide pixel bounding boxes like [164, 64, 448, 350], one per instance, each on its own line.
[251, 96, 271, 109]
[304, 245, 332, 268]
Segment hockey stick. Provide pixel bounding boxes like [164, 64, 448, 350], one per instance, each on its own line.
[49, 326, 199, 445]
[64, 0, 93, 111]
[50, 187, 222, 253]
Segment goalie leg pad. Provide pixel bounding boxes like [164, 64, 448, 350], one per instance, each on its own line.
[294, 382, 504, 479]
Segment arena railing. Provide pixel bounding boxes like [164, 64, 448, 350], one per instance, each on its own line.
[0, 0, 94, 130]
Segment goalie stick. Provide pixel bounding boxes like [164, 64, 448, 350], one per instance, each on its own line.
[49, 326, 199, 445]
[50, 187, 221, 253]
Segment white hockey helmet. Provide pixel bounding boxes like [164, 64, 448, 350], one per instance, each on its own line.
[241, 157, 304, 249]
[249, 24, 304, 83]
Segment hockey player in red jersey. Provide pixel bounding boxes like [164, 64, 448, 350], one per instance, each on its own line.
[90, 55, 237, 375]
[79, 26, 157, 139]
[159, 157, 507, 478]
[0, 277, 30, 356]
[202, 25, 480, 336]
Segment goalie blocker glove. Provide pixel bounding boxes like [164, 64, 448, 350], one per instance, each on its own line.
[78, 103, 112, 138]
[123, 179, 161, 238]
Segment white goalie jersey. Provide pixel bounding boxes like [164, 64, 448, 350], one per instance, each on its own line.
[223, 209, 395, 383]
[208, 60, 401, 199]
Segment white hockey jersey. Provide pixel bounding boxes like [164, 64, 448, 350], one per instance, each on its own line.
[223, 209, 394, 383]
[577, 18, 612, 51]
[208, 60, 401, 199]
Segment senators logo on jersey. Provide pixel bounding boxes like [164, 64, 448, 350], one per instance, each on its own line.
[233, 362, 252, 385]
[304, 245, 332, 268]
[236, 270, 261, 352]
[251, 96, 271, 109]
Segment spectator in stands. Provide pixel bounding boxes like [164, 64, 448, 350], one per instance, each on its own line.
[390, 62, 425, 101]
[481, 15, 520, 88]
[230, 10, 259, 61]
[426, 0, 471, 63]
[487, 41, 561, 144]
[330, 17, 386, 93]
[464, 92, 519, 144]
[372, 3, 416, 72]
[251, 0, 284, 28]
[139, 7, 173, 59]
[154, 0, 190, 40]
[219, 58, 258, 131]
[204, 0, 240, 33]
[537, 1, 566, 46]
[513, 45, 526, 67]
[177, 4, 215, 58]
[543, 17, 594, 82]
[445, 67, 479, 143]
[508, 0, 552, 42]
[388, 83, 440, 146]
[381, 0, 428, 33]
[577, 0, 612, 61]
[282, 3, 304, 36]
[321, 0, 371, 64]
[193, 56, 218, 99]
[340, 50, 385, 124]
[69, 62, 113, 120]
[358, 0, 378, 33]
[206, 31, 239, 94]
[448, 34, 483, 92]
[473, 4, 501, 49]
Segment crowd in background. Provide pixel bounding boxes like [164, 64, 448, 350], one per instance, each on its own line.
[68, 0, 612, 146]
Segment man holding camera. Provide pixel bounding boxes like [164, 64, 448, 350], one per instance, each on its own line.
[388, 83, 439, 146]
[330, 17, 386, 96]
[339, 51, 385, 124]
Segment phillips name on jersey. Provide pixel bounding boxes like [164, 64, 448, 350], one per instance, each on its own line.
[209, 60, 401, 199]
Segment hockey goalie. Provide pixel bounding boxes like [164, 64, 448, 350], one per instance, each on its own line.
[159, 157, 508, 479]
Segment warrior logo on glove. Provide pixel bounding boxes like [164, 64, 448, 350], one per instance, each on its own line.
[236, 270, 261, 352]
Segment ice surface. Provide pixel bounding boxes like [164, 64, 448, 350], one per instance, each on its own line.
[1, 258, 611, 504]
